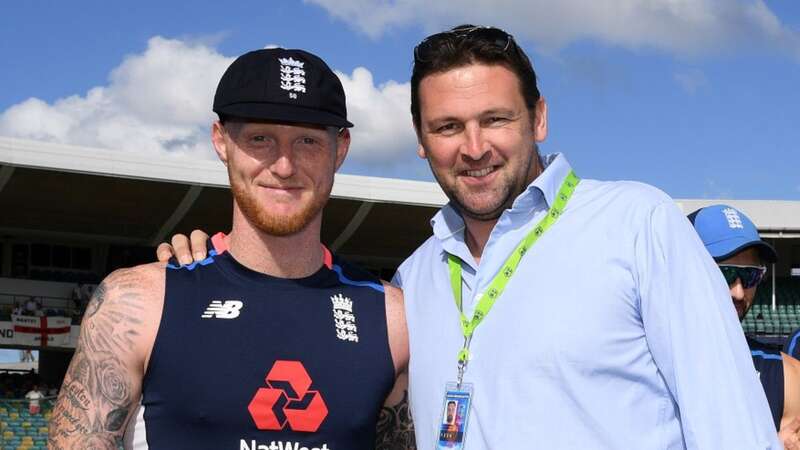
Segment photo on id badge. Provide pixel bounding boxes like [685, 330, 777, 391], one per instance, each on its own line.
[437, 383, 472, 449]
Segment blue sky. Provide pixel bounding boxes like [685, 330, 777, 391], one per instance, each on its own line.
[0, 349, 37, 364]
[1, 0, 799, 200]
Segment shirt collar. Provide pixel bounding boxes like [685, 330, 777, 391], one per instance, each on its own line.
[431, 152, 573, 242]
[511, 152, 572, 213]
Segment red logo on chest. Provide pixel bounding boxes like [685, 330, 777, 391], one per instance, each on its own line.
[248, 360, 328, 432]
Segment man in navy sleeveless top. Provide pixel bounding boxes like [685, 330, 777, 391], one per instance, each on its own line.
[49, 48, 411, 450]
[690, 205, 800, 448]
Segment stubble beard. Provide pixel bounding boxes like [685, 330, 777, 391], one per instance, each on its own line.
[431, 145, 540, 222]
[436, 169, 516, 221]
[230, 175, 331, 237]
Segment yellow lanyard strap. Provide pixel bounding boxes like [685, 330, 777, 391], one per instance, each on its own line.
[448, 170, 580, 365]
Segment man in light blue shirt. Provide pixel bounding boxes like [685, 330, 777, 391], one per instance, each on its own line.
[395, 24, 780, 449]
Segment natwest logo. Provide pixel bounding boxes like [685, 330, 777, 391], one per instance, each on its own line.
[248, 360, 328, 432]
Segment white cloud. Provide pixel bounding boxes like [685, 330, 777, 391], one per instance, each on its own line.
[305, 0, 800, 58]
[0, 37, 415, 165]
[674, 69, 708, 94]
[0, 37, 231, 158]
[336, 68, 416, 162]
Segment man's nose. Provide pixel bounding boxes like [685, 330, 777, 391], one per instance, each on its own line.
[270, 146, 296, 179]
[730, 279, 745, 301]
[460, 123, 490, 161]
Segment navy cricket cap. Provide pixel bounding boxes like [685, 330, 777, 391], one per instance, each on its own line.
[688, 204, 777, 263]
[213, 48, 353, 128]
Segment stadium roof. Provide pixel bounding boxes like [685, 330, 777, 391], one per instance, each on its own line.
[0, 137, 446, 266]
[676, 200, 800, 239]
[0, 136, 798, 269]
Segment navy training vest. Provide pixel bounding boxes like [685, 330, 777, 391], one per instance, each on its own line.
[748, 336, 784, 430]
[131, 234, 395, 449]
[784, 327, 800, 359]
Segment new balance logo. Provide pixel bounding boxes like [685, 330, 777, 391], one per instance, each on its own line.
[201, 300, 244, 319]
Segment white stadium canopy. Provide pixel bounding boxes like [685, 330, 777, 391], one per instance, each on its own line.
[1, 136, 798, 274]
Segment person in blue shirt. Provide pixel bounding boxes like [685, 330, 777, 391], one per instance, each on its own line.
[391, 24, 779, 449]
[690, 204, 800, 449]
[161, 25, 780, 449]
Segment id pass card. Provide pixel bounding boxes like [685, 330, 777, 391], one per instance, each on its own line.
[436, 382, 473, 450]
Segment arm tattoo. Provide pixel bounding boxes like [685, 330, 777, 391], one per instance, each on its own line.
[84, 282, 107, 318]
[376, 389, 417, 450]
[49, 269, 148, 450]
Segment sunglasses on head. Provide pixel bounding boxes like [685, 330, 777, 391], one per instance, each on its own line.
[718, 264, 767, 289]
[414, 26, 518, 63]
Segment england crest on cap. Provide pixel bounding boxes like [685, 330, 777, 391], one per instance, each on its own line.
[279, 57, 307, 99]
[688, 204, 777, 263]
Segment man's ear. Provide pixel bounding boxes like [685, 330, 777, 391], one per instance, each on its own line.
[211, 121, 229, 166]
[534, 97, 548, 143]
[333, 128, 351, 171]
[417, 143, 428, 159]
[414, 120, 427, 159]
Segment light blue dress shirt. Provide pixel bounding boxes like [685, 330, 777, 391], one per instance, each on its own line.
[393, 153, 779, 449]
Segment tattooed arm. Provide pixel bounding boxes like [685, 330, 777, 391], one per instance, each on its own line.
[376, 371, 416, 450]
[49, 264, 164, 450]
[376, 283, 416, 450]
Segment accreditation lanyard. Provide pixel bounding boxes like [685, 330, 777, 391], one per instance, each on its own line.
[448, 170, 580, 387]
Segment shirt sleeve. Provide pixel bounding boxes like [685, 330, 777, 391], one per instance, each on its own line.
[635, 200, 780, 449]
[391, 262, 405, 288]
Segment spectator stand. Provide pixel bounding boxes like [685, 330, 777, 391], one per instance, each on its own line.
[743, 277, 800, 347]
[0, 292, 83, 325]
[0, 369, 52, 450]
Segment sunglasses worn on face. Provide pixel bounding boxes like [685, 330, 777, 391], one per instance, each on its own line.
[718, 264, 767, 289]
[414, 26, 518, 63]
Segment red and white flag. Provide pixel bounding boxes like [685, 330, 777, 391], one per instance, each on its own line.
[12, 315, 71, 347]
